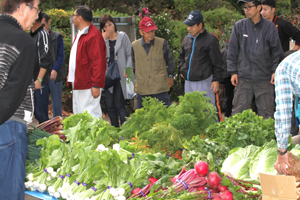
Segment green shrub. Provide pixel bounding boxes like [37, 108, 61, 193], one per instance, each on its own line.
[203, 7, 243, 46]
[173, 0, 232, 19]
[203, 7, 244, 30]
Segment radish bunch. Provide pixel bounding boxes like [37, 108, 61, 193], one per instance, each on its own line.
[144, 161, 233, 200]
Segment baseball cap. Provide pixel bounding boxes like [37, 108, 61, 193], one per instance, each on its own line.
[139, 17, 158, 32]
[183, 10, 203, 26]
[237, 0, 261, 4]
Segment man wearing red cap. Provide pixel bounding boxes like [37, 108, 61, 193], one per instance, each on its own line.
[132, 17, 175, 108]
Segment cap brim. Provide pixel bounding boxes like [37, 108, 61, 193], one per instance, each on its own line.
[237, 0, 252, 4]
[142, 25, 158, 32]
[183, 19, 197, 26]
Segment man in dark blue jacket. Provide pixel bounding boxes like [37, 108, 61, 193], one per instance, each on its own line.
[178, 10, 224, 120]
[227, 0, 283, 119]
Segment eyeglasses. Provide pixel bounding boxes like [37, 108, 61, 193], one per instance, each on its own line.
[26, 3, 41, 13]
[242, 5, 256, 10]
[72, 14, 78, 17]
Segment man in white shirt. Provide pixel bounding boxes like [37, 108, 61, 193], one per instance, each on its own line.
[67, 6, 106, 117]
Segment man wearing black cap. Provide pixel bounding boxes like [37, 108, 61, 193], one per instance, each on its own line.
[227, 0, 283, 119]
[178, 10, 224, 120]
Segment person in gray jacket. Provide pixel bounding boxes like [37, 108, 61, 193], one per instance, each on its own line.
[227, 0, 283, 119]
[100, 14, 133, 127]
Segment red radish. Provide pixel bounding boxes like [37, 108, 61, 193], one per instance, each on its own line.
[149, 177, 158, 185]
[220, 190, 233, 200]
[194, 161, 209, 177]
[131, 188, 141, 195]
[218, 184, 228, 192]
[207, 172, 222, 189]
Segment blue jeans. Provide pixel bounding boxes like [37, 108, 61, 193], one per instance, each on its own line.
[136, 92, 170, 109]
[49, 80, 63, 117]
[105, 82, 128, 127]
[0, 120, 28, 200]
[34, 83, 49, 123]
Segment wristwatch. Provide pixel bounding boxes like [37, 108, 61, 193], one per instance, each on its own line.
[278, 148, 288, 155]
[37, 78, 43, 83]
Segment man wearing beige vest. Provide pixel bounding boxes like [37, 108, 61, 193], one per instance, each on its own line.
[132, 17, 175, 109]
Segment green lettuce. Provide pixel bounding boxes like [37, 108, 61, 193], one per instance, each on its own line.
[221, 145, 259, 179]
[249, 140, 278, 180]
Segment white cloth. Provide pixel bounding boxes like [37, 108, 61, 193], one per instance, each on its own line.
[68, 26, 90, 83]
[72, 87, 103, 118]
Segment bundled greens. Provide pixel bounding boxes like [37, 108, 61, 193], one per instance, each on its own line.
[206, 109, 276, 149]
[119, 91, 217, 154]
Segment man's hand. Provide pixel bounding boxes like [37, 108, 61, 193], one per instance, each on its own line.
[34, 80, 41, 90]
[210, 81, 219, 93]
[168, 77, 174, 87]
[271, 73, 275, 85]
[91, 87, 100, 98]
[231, 74, 238, 86]
[50, 70, 57, 80]
[274, 151, 293, 175]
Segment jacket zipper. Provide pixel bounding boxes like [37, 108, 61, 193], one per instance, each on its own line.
[251, 28, 256, 82]
[187, 34, 199, 81]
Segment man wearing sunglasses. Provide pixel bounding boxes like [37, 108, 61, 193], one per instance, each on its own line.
[227, 0, 283, 119]
[0, 0, 40, 198]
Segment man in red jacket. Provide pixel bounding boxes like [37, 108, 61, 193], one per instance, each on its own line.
[68, 6, 106, 117]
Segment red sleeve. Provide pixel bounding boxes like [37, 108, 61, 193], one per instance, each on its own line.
[88, 29, 107, 88]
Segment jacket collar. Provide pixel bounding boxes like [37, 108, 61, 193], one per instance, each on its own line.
[247, 14, 264, 27]
[141, 36, 155, 46]
[187, 27, 207, 39]
[0, 14, 22, 30]
[30, 25, 44, 37]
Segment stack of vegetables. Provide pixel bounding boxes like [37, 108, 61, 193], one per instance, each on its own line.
[25, 92, 285, 199]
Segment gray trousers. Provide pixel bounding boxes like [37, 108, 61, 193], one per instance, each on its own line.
[185, 75, 216, 107]
[232, 79, 275, 119]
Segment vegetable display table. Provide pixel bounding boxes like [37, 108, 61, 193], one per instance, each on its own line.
[25, 191, 58, 200]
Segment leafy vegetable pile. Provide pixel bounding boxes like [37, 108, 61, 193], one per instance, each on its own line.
[206, 109, 276, 149]
[25, 91, 287, 200]
[119, 91, 217, 154]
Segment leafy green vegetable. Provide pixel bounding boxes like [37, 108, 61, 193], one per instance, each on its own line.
[206, 109, 276, 149]
[119, 91, 218, 154]
[221, 145, 259, 180]
[249, 140, 278, 180]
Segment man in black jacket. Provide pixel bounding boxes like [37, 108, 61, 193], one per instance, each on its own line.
[30, 12, 52, 123]
[261, 0, 300, 135]
[227, 0, 283, 119]
[261, 0, 300, 52]
[178, 10, 224, 120]
[0, 0, 39, 198]
[42, 13, 66, 117]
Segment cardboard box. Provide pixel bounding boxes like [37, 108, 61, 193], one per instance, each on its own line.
[259, 173, 297, 200]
